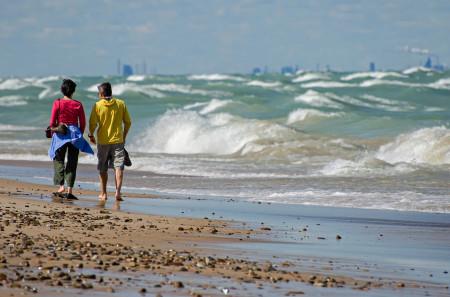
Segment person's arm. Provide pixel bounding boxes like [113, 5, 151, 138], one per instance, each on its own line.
[79, 103, 86, 134]
[88, 103, 98, 144]
[123, 104, 131, 142]
[49, 100, 58, 127]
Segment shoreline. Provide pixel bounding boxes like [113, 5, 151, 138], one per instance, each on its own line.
[0, 176, 448, 296]
[0, 161, 450, 296]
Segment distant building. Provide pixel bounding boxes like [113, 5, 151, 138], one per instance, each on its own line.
[423, 56, 446, 72]
[122, 64, 134, 76]
[252, 67, 262, 75]
[281, 66, 295, 75]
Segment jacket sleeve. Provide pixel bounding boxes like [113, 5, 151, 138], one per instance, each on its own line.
[123, 103, 131, 131]
[79, 103, 86, 134]
[88, 103, 98, 135]
[49, 100, 58, 127]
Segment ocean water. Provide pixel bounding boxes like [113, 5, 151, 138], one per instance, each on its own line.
[0, 68, 449, 213]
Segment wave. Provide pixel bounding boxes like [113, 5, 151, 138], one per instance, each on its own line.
[0, 76, 60, 91]
[359, 79, 422, 88]
[246, 80, 281, 88]
[86, 83, 166, 98]
[126, 75, 146, 81]
[359, 94, 415, 112]
[188, 74, 245, 81]
[0, 79, 30, 90]
[341, 71, 406, 81]
[428, 78, 450, 90]
[286, 108, 342, 124]
[375, 126, 450, 165]
[183, 99, 232, 115]
[0, 124, 41, 131]
[294, 90, 342, 109]
[300, 81, 354, 88]
[132, 110, 297, 155]
[402, 67, 433, 75]
[292, 72, 329, 83]
[0, 95, 27, 107]
[254, 189, 450, 213]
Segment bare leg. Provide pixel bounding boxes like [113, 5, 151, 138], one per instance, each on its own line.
[114, 168, 124, 201]
[57, 185, 65, 193]
[67, 187, 73, 194]
[99, 171, 108, 200]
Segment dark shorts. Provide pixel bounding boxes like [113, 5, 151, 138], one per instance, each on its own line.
[97, 143, 125, 172]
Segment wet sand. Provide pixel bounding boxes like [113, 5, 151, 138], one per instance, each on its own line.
[0, 161, 450, 296]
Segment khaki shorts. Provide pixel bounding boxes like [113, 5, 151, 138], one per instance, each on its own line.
[97, 143, 125, 172]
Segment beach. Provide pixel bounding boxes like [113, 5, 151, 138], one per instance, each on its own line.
[1, 160, 449, 297]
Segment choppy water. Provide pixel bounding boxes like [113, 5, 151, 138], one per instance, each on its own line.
[1, 67, 449, 212]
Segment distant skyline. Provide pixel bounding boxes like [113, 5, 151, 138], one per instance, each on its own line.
[1, 0, 449, 76]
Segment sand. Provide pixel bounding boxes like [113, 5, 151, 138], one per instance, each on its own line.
[0, 167, 449, 296]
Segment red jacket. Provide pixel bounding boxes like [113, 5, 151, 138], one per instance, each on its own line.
[49, 98, 86, 133]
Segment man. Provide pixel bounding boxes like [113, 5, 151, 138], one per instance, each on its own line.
[88, 82, 131, 201]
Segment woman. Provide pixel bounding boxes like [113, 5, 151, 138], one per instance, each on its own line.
[48, 79, 94, 200]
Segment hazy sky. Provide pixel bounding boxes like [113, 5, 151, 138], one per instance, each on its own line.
[1, 0, 449, 76]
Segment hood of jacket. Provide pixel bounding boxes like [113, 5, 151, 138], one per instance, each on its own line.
[98, 98, 117, 106]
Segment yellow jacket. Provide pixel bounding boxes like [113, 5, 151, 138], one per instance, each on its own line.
[89, 98, 131, 145]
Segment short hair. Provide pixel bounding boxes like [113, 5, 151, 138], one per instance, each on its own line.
[98, 82, 112, 97]
[60, 79, 77, 97]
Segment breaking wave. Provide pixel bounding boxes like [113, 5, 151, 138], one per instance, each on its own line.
[375, 127, 450, 165]
[132, 110, 297, 155]
[292, 72, 329, 83]
[188, 74, 245, 81]
[294, 90, 342, 109]
[287, 108, 342, 124]
[341, 71, 407, 81]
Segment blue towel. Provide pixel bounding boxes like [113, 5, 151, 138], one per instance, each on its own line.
[48, 125, 94, 160]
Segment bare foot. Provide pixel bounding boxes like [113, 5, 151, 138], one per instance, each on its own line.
[98, 193, 107, 201]
[115, 193, 124, 201]
[57, 186, 65, 193]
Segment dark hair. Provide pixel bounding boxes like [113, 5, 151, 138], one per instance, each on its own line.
[60, 79, 77, 98]
[98, 82, 112, 97]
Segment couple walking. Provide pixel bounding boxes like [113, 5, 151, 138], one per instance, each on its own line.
[48, 79, 131, 201]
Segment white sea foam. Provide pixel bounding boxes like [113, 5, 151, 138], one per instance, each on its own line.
[188, 74, 245, 81]
[246, 80, 281, 88]
[300, 81, 354, 88]
[341, 71, 406, 81]
[0, 124, 40, 131]
[424, 107, 445, 112]
[253, 189, 450, 213]
[132, 110, 295, 155]
[149, 83, 213, 96]
[359, 79, 422, 88]
[199, 99, 232, 115]
[360, 94, 415, 112]
[292, 72, 329, 83]
[286, 108, 341, 124]
[126, 75, 146, 81]
[0, 79, 30, 90]
[375, 127, 450, 165]
[86, 83, 166, 98]
[0, 153, 49, 162]
[294, 90, 342, 109]
[0, 95, 27, 107]
[402, 66, 432, 75]
[428, 78, 450, 90]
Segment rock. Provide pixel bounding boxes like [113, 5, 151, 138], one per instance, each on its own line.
[172, 281, 184, 288]
[139, 287, 147, 293]
[285, 291, 304, 296]
[0, 273, 7, 281]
